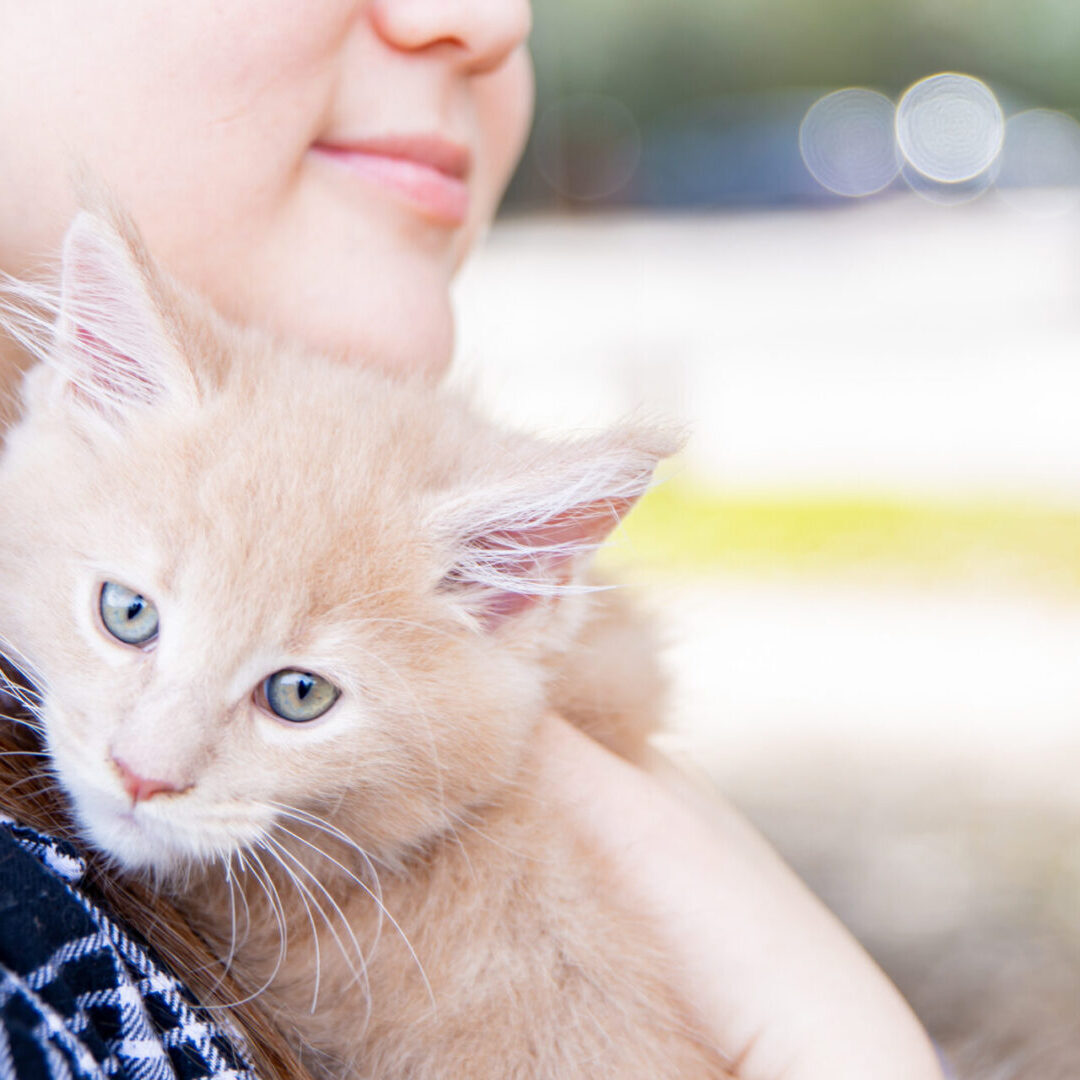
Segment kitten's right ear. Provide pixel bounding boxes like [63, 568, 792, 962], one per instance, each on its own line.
[51, 211, 194, 425]
[430, 427, 681, 631]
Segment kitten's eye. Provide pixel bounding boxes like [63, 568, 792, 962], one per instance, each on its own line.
[260, 669, 339, 724]
[99, 582, 159, 647]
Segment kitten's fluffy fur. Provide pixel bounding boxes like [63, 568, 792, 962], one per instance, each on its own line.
[0, 212, 729, 1078]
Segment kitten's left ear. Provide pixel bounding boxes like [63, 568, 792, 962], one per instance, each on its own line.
[52, 210, 195, 424]
[432, 427, 679, 629]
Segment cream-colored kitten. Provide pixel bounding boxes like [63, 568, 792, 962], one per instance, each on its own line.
[0, 211, 730, 1079]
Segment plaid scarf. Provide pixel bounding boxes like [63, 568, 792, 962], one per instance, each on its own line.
[0, 817, 256, 1080]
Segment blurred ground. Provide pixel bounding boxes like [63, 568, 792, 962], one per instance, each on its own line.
[454, 197, 1080, 1074]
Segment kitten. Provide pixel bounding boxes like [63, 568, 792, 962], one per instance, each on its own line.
[0, 210, 730, 1079]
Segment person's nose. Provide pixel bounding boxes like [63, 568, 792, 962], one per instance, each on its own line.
[368, 0, 531, 75]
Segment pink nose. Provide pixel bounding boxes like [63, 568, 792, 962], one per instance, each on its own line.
[111, 755, 185, 804]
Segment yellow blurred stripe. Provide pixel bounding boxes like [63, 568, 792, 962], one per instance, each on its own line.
[602, 481, 1080, 592]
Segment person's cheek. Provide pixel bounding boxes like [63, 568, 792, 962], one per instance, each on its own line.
[455, 47, 534, 263]
[485, 47, 536, 186]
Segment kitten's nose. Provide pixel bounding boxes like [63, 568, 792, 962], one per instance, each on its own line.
[111, 755, 188, 804]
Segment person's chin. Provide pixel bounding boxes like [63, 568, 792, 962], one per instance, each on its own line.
[271, 260, 456, 379]
[234, 203, 458, 378]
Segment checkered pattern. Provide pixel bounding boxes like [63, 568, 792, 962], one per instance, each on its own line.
[0, 817, 257, 1080]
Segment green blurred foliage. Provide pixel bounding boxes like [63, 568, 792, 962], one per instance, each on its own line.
[529, 0, 1080, 115]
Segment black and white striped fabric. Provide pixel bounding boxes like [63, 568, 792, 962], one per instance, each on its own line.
[0, 816, 257, 1080]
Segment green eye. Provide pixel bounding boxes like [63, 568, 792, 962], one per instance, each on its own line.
[100, 581, 159, 646]
[261, 669, 339, 723]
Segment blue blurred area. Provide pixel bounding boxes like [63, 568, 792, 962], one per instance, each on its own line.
[504, 0, 1080, 211]
[632, 92, 830, 207]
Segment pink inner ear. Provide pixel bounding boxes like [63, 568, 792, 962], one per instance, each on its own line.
[57, 213, 170, 417]
[445, 494, 640, 630]
[485, 494, 637, 572]
[72, 324, 158, 406]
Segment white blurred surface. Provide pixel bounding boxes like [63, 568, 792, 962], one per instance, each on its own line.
[454, 200, 1080, 793]
[658, 578, 1080, 801]
[456, 198, 1080, 501]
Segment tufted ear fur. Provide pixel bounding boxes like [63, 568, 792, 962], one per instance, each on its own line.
[52, 210, 195, 426]
[432, 428, 678, 629]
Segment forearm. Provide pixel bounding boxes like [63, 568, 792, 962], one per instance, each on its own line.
[536, 714, 946, 1080]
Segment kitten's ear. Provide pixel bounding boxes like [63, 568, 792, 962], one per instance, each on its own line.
[432, 428, 679, 629]
[53, 211, 193, 423]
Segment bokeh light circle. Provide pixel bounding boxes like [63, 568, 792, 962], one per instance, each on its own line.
[996, 109, 1080, 217]
[896, 73, 1004, 183]
[533, 94, 642, 202]
[799, 88, 901, 197]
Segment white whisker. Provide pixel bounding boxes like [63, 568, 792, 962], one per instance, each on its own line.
[262, 833, 373, 1029]
[195, 847, 290, 1012]
[221, 853, 242, 974]
[256, 837, 325, 1013]
[266, 805, 435, 1014]
[267, 802, 386, 950]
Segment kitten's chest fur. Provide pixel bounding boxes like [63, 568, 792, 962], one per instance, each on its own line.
[186, 753, 730, 1080]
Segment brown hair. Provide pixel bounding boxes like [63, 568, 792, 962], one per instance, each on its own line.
[0, 707, 312, 1080]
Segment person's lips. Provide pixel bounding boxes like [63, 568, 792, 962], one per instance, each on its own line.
[311, 135, 471, 226]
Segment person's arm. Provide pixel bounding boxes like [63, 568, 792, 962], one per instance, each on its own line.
[536, 714, 947, 1080]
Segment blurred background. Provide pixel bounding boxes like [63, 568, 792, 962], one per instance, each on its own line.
[453, 2, 1080, 1076]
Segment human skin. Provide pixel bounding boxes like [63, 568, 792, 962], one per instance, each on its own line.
[0, 0, 532, 378]
[538, 718, 946, 1080]
[0, 2, 944, 1077]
